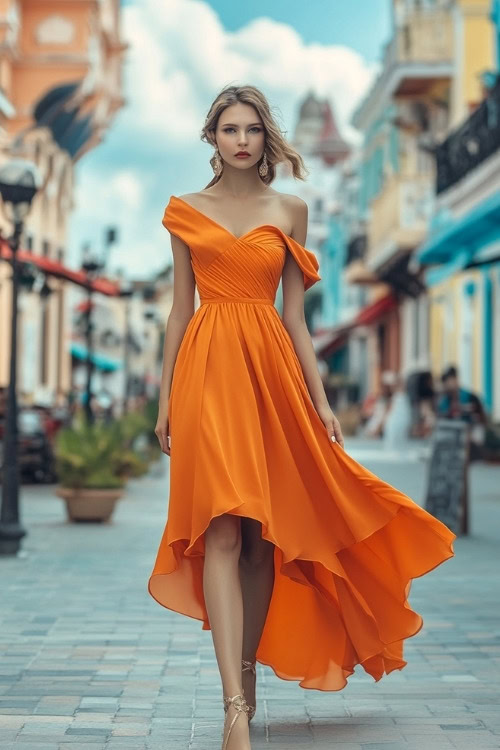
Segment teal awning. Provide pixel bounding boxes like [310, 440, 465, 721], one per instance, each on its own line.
[424, 249, 472, 287]
[70, 342, 122, 372]
[418, 190, 500, 268]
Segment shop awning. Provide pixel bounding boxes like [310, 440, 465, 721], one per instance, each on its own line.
[312, 323, 353, 358]
[417, 190, 500, 268]
[355, 293, 398, 326]
[70, 342, 122, 372]
[0, 240, 121, 296]
[313, 293, 398, 358]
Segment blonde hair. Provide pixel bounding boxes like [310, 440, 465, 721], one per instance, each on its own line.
[201, 84, 308, 189]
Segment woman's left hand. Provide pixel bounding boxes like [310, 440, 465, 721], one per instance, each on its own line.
[316, 404, 345, 449]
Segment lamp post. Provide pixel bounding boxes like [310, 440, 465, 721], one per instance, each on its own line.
[0, 160, 41, 556]
[142, 284, 159, 401]
[119, 280, 134, 414]
[80, 245, 104, 425]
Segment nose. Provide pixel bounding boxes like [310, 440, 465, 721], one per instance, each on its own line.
[238, 131, 248, 146]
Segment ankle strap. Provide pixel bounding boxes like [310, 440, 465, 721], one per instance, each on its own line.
[242, 659, 256, 674]
[223, 693, 249, 712]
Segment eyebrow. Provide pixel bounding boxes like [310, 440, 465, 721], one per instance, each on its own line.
[221, 122, 263, 127]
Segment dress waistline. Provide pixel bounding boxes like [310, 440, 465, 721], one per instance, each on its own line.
[200, 297, 274, 305]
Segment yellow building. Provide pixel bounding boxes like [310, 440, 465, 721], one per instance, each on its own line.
[0, 0, 127, 404]
[344, 0, 495, 396]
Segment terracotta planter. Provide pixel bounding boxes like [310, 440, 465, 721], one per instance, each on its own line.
[56, 486, 124, 523]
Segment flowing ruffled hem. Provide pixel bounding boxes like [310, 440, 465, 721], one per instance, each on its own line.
[148, 498, 455, 691]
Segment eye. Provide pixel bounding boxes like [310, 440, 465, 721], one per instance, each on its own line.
[223, 127, 235, 133]
[250, 126, 262, 133]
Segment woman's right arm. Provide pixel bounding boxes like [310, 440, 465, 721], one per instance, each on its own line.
[155, 233, 196, 455]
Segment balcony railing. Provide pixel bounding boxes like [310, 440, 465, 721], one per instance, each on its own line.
[436, 79, 500, 194]
[384, 11, 454, 69]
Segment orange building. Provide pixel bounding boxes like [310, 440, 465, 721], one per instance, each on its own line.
[0, 0, 127, 403]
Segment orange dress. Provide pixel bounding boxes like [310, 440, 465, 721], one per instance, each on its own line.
[148, 195, 455, 691]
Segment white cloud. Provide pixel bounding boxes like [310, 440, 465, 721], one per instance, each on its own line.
[70, 0, 378, 278]
[122, 0, 376, 144]
[76, 170, 143, 216]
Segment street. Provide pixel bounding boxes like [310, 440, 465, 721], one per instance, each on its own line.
[1, 439, 499, 749]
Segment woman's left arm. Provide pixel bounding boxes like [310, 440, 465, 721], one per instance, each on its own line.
[281, 196, 344, 448]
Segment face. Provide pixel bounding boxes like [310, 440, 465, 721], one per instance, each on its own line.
[214, 102, 265, 170]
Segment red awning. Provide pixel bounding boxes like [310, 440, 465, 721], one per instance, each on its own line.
[0, 240, 121, 296]
[312, 294, 398, 360]
[355, 293, 397, 326]
[312, 323, 353, 358]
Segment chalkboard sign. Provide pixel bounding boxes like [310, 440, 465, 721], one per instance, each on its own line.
[424, 419, 469, 535]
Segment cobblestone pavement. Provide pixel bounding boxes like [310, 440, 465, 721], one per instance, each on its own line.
[1, 439, 499, 749]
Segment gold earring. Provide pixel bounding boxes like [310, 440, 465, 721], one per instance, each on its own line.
[212, 147, 223, 176]
[258, 150, 268, 177]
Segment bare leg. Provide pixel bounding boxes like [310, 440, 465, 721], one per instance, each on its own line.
[239, 518, 275, 712]
[203, 514, 251, 749]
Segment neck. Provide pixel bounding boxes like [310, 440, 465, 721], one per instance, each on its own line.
[212, 165, 268, 198]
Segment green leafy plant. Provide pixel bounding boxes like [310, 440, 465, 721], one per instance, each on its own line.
[55, 417, 133, 489]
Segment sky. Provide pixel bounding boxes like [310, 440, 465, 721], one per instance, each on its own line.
[68, 0, 392, 279]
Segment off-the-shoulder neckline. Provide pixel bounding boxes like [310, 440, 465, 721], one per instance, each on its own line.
[170, 195, 298, 244]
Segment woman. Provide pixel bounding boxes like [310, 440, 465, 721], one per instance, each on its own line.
[148, 84, 455, 750]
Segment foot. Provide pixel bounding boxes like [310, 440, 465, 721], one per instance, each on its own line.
[241, 660, 256, 721]
[222, 694, 251, 750]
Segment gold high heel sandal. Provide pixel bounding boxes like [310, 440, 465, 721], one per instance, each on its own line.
[222, 693, 250, 750]
[242, 659, 256, 721]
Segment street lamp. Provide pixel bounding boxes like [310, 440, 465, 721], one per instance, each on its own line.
[80, 244, 104, 425]
[0, 159, 41, 556]
[119, 279, 134, 414]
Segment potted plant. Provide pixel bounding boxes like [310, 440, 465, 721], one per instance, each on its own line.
[54, 416, 141, 522]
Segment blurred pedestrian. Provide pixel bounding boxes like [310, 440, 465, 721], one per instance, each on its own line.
[363, 370, 396, 438]
[437, 365, 487, 459]
[384, 374, 412, 449]
[417, 371, 437, 437]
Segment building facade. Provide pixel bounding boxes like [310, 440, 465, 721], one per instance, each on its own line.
[339, 0, 495, 397]
[417, 73, 500, 419]
[0, 0, 127, 405]
[70, 272, 173, 413]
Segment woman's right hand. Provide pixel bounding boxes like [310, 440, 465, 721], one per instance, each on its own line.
[155, 409, 171, 456]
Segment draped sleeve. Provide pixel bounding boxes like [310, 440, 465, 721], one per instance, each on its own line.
[162, 195, 207, 254]
[162, 195, 192, 245]
[280, 232, 321, 291]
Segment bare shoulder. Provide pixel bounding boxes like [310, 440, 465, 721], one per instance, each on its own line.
[178, 192, 202, 206]
[279, 193, 308, 211]
[278, 192, 307, 221]
[274, 192, 308, 237]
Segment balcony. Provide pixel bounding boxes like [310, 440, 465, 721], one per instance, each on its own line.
[352, 10, 453, 129]
[366, 174, 435, 271]
[436, 78, 500, 194]
[385, 11, 454, 91]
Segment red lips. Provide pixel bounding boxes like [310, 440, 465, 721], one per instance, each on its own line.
[235, 151, 250, 156]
